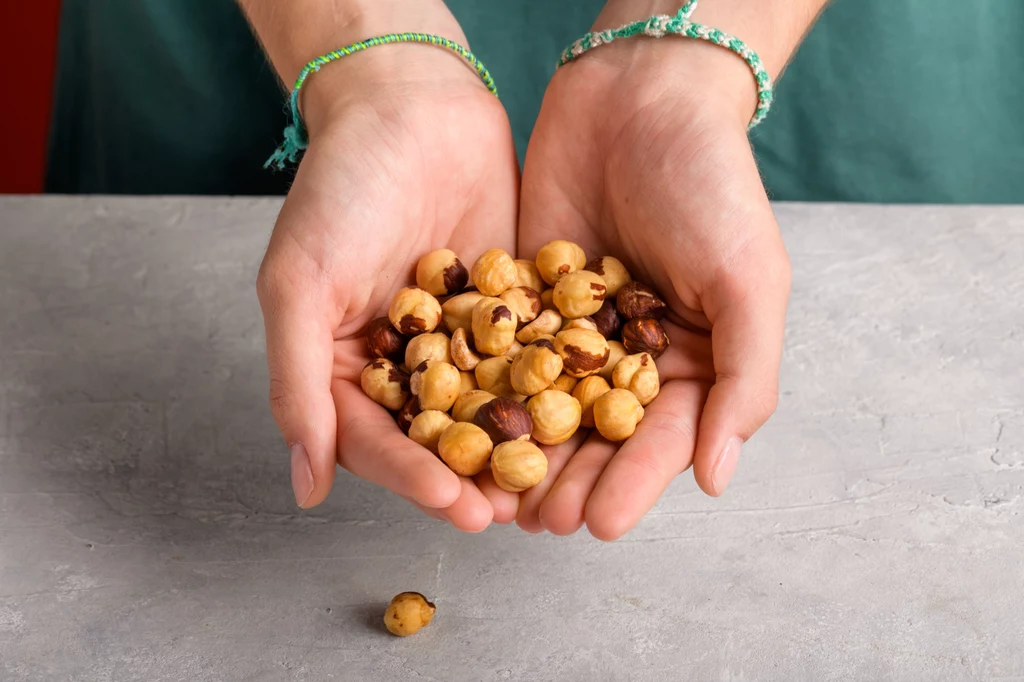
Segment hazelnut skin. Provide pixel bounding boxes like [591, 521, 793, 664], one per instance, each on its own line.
[593, 388, 645, 441]
[613, 352, 661, 406]
[516, 309, 563, 344]
[452, 390, 497, 423]
[536, 240, 587, 286]
[408, 410, 454, 454]
[437, 422, 494, 476]
[615, 282, 667, 320]
[396, 396, 422, 434]
[550, 373, 579, 394]
[410, 361, 461, 412]
[572, 375, 612, 429]
[471, 248, 518, 297]
[441, 291, 486, 334]
[405, 332, 452, 371]
[513, 259, 546, 293]
[474, 356, 526, 402]
[491, 441, 548, 492]
[384, 592, 436, 637]
[360, 359, 410, 411]
[553, 270, 607, 319]
[526, 390, 582, 445]
[510, 339, 564, 396]
[471, 297, 518, 356]
[585, 256, 632, 297]
[366, 317, 406, 361]
[473, 396, 533, 443]
[389, 287, 443, 336]
[450, 327, 482, 371]
[555, 328, 611, 379]
[499, 286, 542, 326]
[599, 341, 629, 382]
[416, 248, 469, 296]
[621, 318, 670, 359]
[590, 300, 623, 340]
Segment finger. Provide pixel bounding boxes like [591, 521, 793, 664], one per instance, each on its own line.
[539, 433, 618, 536]
[333, 381, 462, 509]
[404, 496, 448, 522]
[515, 431, 587, 534]
[474, 470, 520, 525]
[436, 477, 494, 533]
[585, 380, 705, 541]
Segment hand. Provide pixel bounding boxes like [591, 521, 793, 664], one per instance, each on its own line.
[256, 23, 521, 530]
[516, 35, 791, 539]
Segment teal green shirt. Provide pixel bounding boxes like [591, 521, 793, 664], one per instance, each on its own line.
[47, 0, 1024, 203]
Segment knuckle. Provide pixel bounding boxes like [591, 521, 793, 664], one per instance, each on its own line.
[267, 375, 294, 417]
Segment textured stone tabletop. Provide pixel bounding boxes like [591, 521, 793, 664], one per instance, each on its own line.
[1, 197, 1022, 681]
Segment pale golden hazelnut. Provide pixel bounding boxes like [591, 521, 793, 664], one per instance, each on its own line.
[491, 441, 548, 492]
[536, 240, 587, 286]
[516, 309, 562, 344]
[452, 390, 497, 423]
[513, 259, 546, 293]
[405, 332, 452, 371]
[410, 360, 461, 412]
[471, 297, 518, 356]
[388, 287, 442, 336]
[450, 327, 482, 371]
[360, 359, 410, 411]
[585, 256, 632, 297]
[437, 422, 494, 476]
[553, 270, 607, 319]
[510, 339, 564, 396]
[540, 288, 557, 311]
[471, 248, 518, 296]
[473, 397, 533, 443]
[572, 375, 612, 429]
[505, 339, 524, 358]
[621, 317, 670, 359]
[474, 356, 526, 402]
[441, 291, 485, 334]
[408, 410, 454, 454]
[613, 352, 661, 406]
[384, 592, 436, 637]
[416, 248, 469, 297]
[396, 396, 422, 434]
[459, 370, 478, 395]
[555, 328, 611, 379]
[561, 317, 599, 333]
[616, 281, 667, 320]
[526, 389, 582, 445]
[366, 317, 406, 361]
[499, 286, 542, 326]
[550, 373, 579, 394]
[590, 300, 623, 340]
[599, 341, 628, 382]
[593, 388, 645, 441]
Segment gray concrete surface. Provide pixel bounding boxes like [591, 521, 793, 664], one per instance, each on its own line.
[0, 196, 1022, 681]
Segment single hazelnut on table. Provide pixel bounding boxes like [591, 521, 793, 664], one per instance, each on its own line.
[408, 410, 455, 454]
[474, 356, 526, 402]
[396, 396, 422, 434]
[513, 259, 546, 293]
[585, 256, 632, 297]
[572, 375, 612, 429]
[590, 299, 623, 340]
[471, 297, 518, 356]
[621, 317, 670, 359]
[389, 287, 443, 336]
[471, 248, 518, 296]
[505, 339, 525, 359]
[536, 239, 587, 286]
[517, 309, 562, 344]
[540, 288, 557, 311]
[550, 373, 579, 394]
[561, 317, 599, 333]
[366, 317, 407, 361]
[491, 441, 549, 492]
[499, 286, 542, 326]
[553, 270, 607, 319]
[416, 248, 469, 297]
[384, 592, 436, 637]
[405, 332, 452, 371]
[526, 389, 583, 445]
[437, 422, 494, 476]
[615, 281, 667, 320]
[473, 396, 533, 444]
[555, 328, 611, 378]
[441, 291, 486, 334]
[613, 352, 661, 406]
[452, 390, 497, 423]
[599, 341, 628, 382]
[459, 370, 478, 395]
[450, 327, 482, 371]
[360, 359, 410, 411]
[593, 388, 645, 441]
[410, 360, 461, 412]
[510, 339, 563, 396]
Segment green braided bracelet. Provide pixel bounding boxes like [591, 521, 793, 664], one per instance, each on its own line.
[558, 0, 773, 129]
[266, 33, 498, 170]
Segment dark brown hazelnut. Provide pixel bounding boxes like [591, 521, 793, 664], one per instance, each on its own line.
[396, 396, 422, 434]
[621, 317, 670, 359]
[366, 317, 407, 361]
[615, 282, 667, 320]
[590, 300, 623, 340]
[473, 397, 533, 444]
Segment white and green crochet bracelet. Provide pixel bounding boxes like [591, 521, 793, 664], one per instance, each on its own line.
[558, 0, 773, 128]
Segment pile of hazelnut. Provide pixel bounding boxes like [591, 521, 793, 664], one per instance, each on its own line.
[361, 240, 669, 493]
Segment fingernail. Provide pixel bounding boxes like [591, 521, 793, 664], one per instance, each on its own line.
[710, 437, 742, 496]
[290, 443, 314, 507]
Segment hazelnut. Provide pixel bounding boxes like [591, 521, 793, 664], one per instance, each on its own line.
[621, 318, 670, 359]
[437, 422, 494, 476]
[590, 300, 623, 340]
[471, 248, 518, 296]
[459, 370, 478, 395]
[396, 396, 422, 434]
[505, 339, 525, 359]
[555, 328, 611, 379]
[536, 240, 587, 286]
[474, 356, 526, 402]
[516, 309, 563, 344]
[572, 375, 612, 429]
[499, 286, 542, 326]
[561, 317, 599, 333]
[450, 327, 482, 371]
[441, 291, 485, 334]
[416, 248, 469, 296]
[360, 359, 410, 411]
[593, 388, 645, 441]
[599, 341, 628, 382]
[513, 259, 546, 293]
[550, 373, 579, 394]
[585, 256, 632, 297]
[366, 317, 406, 361]
[452, 390, 497, 423]
[540, 288, 557, 311]
[526, 390, 582, 445]
[615, 282, 667, 320]
[384, 592, 436, 637]
[471, 297, 518, 356]
[473, 397, 533, 443]
[612, 353, 660, 406]
[408, 410, 454, 454]
[509, 339, 564, 396]
[553, 270, 607, 319]
[388, 287, 443, 336]
[410, 360, 461, 412]
[491, 441, 548, 492]
[405, 333, 452, 371]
